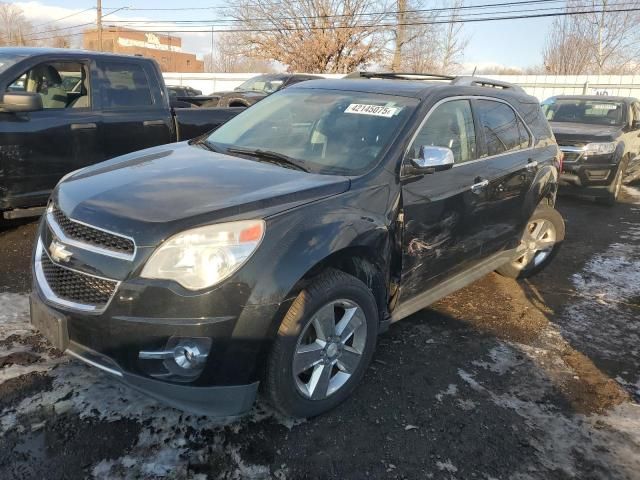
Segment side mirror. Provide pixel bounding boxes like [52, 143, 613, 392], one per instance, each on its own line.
[404, 146, 455, 176]
[0, 92, 43, 113]
[632, 120, 640, 130]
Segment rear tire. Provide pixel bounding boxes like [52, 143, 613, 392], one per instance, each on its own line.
[265, 269, 378, 418]
[496, 205, 565, 279]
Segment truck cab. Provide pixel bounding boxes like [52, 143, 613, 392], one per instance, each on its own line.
[0, 48, 241, 219]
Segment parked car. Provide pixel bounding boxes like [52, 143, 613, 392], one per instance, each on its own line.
[167, 85, 218, 107]
[542, 95, 640, 205]
[30, 72, 564, 418]
[0, 48, 243, 220]
[206, 73, 322, 108]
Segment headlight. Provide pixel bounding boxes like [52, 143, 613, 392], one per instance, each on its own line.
[583, 142, 617, 156]
[141, 220, 265, 290]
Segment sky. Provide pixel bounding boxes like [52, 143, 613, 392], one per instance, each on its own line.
[9, 0, 557, 71]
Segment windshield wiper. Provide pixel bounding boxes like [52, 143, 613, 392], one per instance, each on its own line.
[199, 139, 225, 153]
[226, 147, 309, 172]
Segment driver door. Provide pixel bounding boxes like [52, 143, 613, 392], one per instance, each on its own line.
[0, 59, 100, 209]
[399, 98, 507, 302]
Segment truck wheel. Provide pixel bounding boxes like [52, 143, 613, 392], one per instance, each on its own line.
[598, 165, 624, 206]
[496, 205, 565, 279]
[265, 269, 378, 418]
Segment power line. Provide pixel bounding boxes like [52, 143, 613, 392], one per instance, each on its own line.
[20, 6, 640, 42]
[104, 0, 568, 25]
[31, 7, 96, 28]
[105, 2, 579, 27]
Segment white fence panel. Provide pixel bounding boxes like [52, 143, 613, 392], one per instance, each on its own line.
[163, 72, 342, 94]
[163, 73, 640, 100]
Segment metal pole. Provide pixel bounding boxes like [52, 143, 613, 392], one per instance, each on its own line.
[97, 0, 103, 51]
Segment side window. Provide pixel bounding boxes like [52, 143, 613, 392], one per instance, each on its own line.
[6, 61, 89, 109]
[99, 62, 153, 109]
[516, 117, 531, 149]
[410, 99, 477, 164]
[632, 102, 640, 124]
[476, 100, 524, 156]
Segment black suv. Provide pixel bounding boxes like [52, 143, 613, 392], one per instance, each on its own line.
[31, 73, 564, 418]
[542, 95, 640, 205]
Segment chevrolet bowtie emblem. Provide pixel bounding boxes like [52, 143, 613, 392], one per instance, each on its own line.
[49, 240, 72, 263]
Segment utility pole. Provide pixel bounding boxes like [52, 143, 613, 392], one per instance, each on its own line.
[597, 0, 606, 75]
[392, 0, 406, 72]
[97, 0, 103, 51]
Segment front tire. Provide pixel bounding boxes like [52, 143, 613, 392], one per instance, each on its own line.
[598, 164, 624, 206]
[265, 269, 378, 418]
[497, 205, 565, 279]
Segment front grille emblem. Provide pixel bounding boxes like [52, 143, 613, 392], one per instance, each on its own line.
[49, 240, 73, 263]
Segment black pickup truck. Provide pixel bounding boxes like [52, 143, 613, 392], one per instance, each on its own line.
[0, 48, 242, 219]
[542, 95, 640, 205]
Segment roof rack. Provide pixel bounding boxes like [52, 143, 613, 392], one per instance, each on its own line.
[346, 71, 525, 93]
[345, 71, 455, 81]
[451, 76, 524, 93]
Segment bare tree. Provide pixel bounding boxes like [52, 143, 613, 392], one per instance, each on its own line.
[0, 2, 35, 47]
[227, 0, 387, 73]
[543, 14, 592, 74]
[392, 0, 468, 74]
[205, 33, 275, 73]
[543, 0, 640, 74]
[438, 0, 468, 74]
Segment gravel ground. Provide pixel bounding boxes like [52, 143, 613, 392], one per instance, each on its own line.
[1, 187, 639, 480]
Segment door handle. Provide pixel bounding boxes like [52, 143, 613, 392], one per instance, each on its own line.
[526, 160, 538, 171]
[470, 179, 489, 194]
[143, 119, 166, 127]
[70, 123, 96, 130]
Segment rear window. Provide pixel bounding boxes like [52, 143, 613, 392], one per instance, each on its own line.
[100, 62, 153, 108]
[542, 98, 626, 126]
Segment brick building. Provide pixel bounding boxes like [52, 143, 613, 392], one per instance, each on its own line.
[83, 27, 204, 72]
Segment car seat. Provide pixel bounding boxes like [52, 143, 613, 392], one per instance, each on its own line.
[27, 65, 67, 109]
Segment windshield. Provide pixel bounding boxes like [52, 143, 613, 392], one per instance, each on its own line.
[542, 98, 625, 126]
[206, 89, 418, 175]
[235, 75, 285, 94]
[0, 54, 22, 75]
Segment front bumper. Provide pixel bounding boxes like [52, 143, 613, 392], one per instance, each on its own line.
[30, 291, 261, 416]
[559, 160, 620, 196]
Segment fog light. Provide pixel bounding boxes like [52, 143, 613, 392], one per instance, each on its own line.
[586, 169, 610, 180]
[173, 343, 207, 369]
[139, 337, 211, 379]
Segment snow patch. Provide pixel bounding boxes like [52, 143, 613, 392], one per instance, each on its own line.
[436, 459, 458, 473]
[0, 292, 299, 478]
[435, 383, 458, 402]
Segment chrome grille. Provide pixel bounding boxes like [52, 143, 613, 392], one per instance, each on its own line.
[49, 206, 135, 256]
[40, 253, 117, 307]
[35, 239, 119, 313]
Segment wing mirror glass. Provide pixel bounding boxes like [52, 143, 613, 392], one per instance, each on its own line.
[0, 92, 43, 113]
[405, 146, 455, 175]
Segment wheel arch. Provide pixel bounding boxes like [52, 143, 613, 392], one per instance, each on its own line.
[281, 246, 390, 329]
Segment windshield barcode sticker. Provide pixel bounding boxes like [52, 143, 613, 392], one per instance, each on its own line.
[345, 104, 400, 117]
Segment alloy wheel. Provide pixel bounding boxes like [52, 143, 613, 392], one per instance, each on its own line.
[513, 219, 557, 271]
[293, 299, 367, 400]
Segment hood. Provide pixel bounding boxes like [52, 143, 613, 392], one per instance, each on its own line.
[550, 121, 623, 145]
[55, 143, 350, 246]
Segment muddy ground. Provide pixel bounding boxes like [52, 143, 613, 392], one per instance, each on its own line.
[1, 188, 639, 480]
